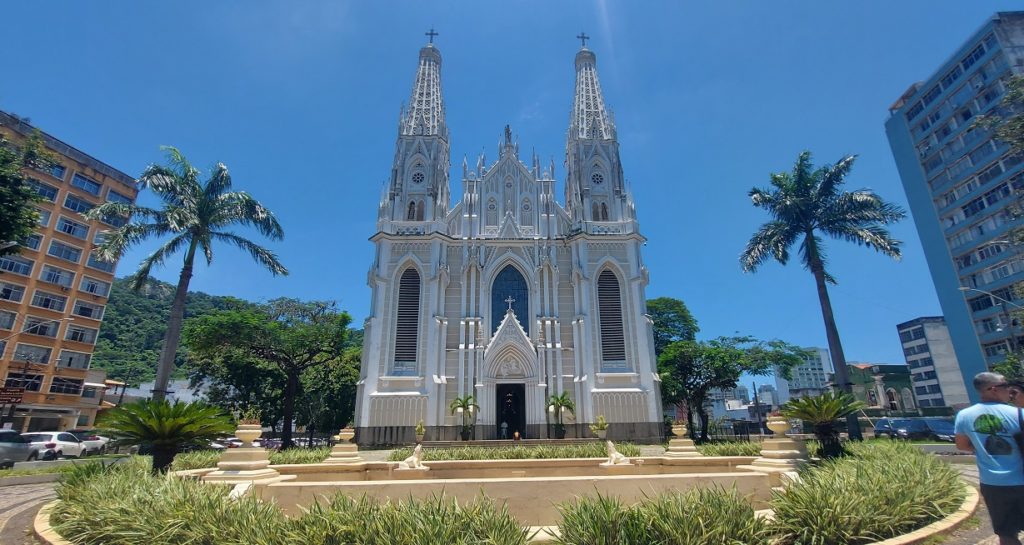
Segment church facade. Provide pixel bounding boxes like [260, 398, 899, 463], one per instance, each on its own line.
[354, 39, 662, 444]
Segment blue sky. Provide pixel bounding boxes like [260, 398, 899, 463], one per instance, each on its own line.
[3, 2, 1017, 376]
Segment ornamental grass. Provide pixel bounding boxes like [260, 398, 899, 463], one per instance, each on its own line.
[388, 442, 640, 461]
[694, 441, 762, 457]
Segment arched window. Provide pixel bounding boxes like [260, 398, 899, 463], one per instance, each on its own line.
[591, 202, 600, 221]
[486, 198, 498, 226]
[393, 268, 421, 375]
[600, 202, 609, 221]
[416, 200, 425, 221]
[407, 201, 417, 220]
[491, 265, 529, 335]
[521, 199, 533, 226]
[886, 389, 899, 411]
[597, 270, 626, 369]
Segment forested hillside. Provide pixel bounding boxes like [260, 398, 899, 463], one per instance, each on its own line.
[92, 278, 256, 384]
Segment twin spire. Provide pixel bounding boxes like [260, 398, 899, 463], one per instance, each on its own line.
[398, 31, 615, 143]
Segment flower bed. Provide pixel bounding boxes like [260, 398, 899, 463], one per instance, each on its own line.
[387, 443, 641, 461]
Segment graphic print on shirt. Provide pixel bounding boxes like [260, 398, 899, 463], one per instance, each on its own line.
[974, 413, 1014, 455]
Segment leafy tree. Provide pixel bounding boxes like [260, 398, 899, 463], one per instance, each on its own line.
[183, 299, 351, 448]
[0, 130, 50, 256]
[96, 399, 234, 473]
[740, 151, 905, 440]
[646, 297, 699, 355]
[781, 391, 865, 458]
[86, 147, 288, 401]
[977, 75, 1024, 158]
[186, 350, 286, 429]
[296, 346, 361, 441]
[658, 336, 804, 442]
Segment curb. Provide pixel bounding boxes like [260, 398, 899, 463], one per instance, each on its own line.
[0, 473, 61, 487]
[31, 482, 980, 545]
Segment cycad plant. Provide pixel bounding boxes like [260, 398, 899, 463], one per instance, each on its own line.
[741, 151, 905, 440]
[86, 147, 288, 401]
[96, 399, 234, 473]
[547, 392, 575, 439]
[449, 395, 479, 440]
[780, 391, 865, 458]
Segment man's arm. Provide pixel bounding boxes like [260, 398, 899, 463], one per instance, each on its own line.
[955, 433, 975, 453]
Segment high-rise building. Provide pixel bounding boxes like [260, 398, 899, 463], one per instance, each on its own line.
[775, 347, 833, 403]
[885, 12, 1024, 401]
[756, 384, 778, 409]
[354, 39, 661, 443]
[0, 110, 136, 432]
[896, 316, 971, 408]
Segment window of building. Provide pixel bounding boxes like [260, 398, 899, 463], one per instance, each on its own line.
[4, 372, 42, 392]
[486, 199, 498, 226]
[978, 162, 1005, 185]
[37, 208, 51, 227]
[50, 164, 66, 180]
[65, 325, 98, 344]
[23, 317, 59, 338]
[72, 300, 104, 320]
[597, 270, 626, 369]
[392, 268, 421, 376]
[921, 85, 942, 106]
[86, 253, 115, 273]
[49, 377, 83, 395]
[923, 155, 943, 173]
[56, 217, 89, 239]
[100, 214, 127, 228]
[915, 386, 929, 396]
[0, 282, 26, 303]
[969, 142, 996, 166]
[63, 194, 94, 215]
[25, 179, 58, 201]
[961, 44, 986, 72]
[106, 189, 132, 204]
[13, 343, 51, 364]
[411, 172, 424, 184]
[591, 172, 604, 185]
[47, 240, 82, 264]
[40, 265, 74, 288]
[0, 310, 15, 330]
[0, 255, 33, 276]
[57, 350, 91, 370]
[940, 65, 963, 89]
[905, 102, 923, 121]
[490, 265, 529, 336]
[31, 290, 67, 312]
[22, 233, 42, 251]
[79, 277, 110, 297]
[70, 173, 102, 196]
[962, 196, 986, 218]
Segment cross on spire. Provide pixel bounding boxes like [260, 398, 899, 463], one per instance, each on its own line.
[576, 31, 590, 48]
[425, 27, 439, 44]
[504, 296, 516, 311]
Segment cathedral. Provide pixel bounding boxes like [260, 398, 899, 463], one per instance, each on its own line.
[354, 36, 662, 444]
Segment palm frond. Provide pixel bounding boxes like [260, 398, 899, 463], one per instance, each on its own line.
[211, 231, 288, 276]
[780, 391, 864, 423]
[203, 162, 233, 199]
[824, 224, 904, 260]
[92, 221, 175, 262]
[814, 154, 857, 203]
[96, 399, 234, 448]
[213, 192, 285, 240]
[740, 221, 797, 272]
[129, 233, 192, 290]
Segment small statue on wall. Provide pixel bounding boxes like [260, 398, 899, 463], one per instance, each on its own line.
[398, 443, 428, 469]
[605, 440, 631, 465]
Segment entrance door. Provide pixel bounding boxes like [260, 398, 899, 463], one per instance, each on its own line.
[495, 383, 526, 440]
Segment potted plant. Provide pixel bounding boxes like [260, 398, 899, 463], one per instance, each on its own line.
[548, 392, 575, 439]
[766, 410, 790, 435]
[449, 395, 478, 441]
[671, 419, 688, 438]
[415, 419, 426, 443]
[589, 415, 609, 439]
[236, 407, 262, 448]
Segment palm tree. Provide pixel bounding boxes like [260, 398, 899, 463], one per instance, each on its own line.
[740, 151, 905, 441]
[449, 395, 479, 440]
[781, 391, 865, 458]
[547, 392, 575, 439]
[97, 399, 234, 473]
[86, 147, 287, 401]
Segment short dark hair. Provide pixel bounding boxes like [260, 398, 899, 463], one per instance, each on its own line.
[974, 371, 1007, 392]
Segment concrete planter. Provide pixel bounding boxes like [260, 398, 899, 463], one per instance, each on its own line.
[236, 424, 262, 448]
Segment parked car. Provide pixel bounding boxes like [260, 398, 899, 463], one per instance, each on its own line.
[67, 430, 110, 455]
[21, 432, 88, 458]
[874, 418, 954, 442]
[0, 430, 34, 468]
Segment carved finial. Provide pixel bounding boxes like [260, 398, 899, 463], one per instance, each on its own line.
[504, 124, 513, 146]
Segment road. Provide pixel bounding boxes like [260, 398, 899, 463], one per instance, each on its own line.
[0, 483, 54, 545]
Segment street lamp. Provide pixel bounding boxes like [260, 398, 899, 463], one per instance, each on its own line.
[959, 286, 1023, 354]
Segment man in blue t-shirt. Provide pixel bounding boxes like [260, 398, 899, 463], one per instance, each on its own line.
[955, 372, 1024, 545]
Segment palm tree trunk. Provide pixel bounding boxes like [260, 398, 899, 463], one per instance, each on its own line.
[152, 241, 198, 402]
[281, 371, 299, 449]
[809, 256, 863, 441]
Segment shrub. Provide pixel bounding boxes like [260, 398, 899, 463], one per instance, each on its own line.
[780, 391, 864, 458]
[170, 450, 222, 471]
[270, 446, 331, 465]
[770, 441, 965, 544]
[387, 443, 640, 461]
[553, 487, 770, 545]
[695, 441, 761, 456]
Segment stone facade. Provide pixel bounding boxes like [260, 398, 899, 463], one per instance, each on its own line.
[354, 42, 661, 444]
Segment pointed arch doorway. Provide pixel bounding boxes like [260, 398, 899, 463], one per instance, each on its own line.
[496, 383, 526, 439]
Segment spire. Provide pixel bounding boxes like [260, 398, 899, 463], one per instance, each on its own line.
[401, 42, 446, 138]
[570, 44, 614, 141]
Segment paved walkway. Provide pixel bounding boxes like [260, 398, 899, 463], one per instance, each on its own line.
[0, 483, 54, 545]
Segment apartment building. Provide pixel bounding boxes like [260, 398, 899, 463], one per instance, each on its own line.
[886, 12, 1024, 401]
[775, 347, 833, 404]
[0, 110, 136, 431]
[896, 317, 970, 408]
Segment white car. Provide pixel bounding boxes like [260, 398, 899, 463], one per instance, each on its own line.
[68, 430, 111, 455]
[22, 432, 88, 459]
